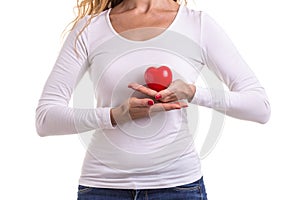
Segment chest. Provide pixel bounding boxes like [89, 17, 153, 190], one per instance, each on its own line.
[109, 11, 178, 41]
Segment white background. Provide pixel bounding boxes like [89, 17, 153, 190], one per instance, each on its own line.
[0, 0, 299, 199]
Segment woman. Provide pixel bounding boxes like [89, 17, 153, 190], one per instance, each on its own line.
[35, 0, 271, 199]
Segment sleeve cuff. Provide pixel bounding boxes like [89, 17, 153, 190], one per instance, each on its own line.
[190, 85, 213, 107]
[95, 107, 116, 130]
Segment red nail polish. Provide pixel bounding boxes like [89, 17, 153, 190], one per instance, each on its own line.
[148, 100, 154, 106]
[155, 94, 162, 100]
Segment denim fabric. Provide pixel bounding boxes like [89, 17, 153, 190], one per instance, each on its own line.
[77, 177, 207, 200]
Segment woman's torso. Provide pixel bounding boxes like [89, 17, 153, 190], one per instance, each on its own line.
[79, 4, 205, 189]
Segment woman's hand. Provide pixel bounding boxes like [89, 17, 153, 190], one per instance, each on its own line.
[110, 96, 187, 126]
[155, 79, 196, 102]
[128, 79, 196, 103]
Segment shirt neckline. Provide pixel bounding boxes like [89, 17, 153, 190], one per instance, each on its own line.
[106, 4, 183, 43]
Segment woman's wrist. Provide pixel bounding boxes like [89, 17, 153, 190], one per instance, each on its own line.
[187, 84, 196, 102]
[110, 108, 117, 126]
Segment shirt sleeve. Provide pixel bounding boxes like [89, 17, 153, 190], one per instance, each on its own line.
[190, 12, 271, 124]
[35, 18, 115, 137]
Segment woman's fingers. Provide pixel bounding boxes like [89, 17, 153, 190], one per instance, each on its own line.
[129, 97, 154, 107]
[150, 101, 188, 112]
[129, 97, 188, 118]
[112, 97, 188, 125]
[155, 89, 177, 102]
[129, 80, 195, 103]
[155, 80, 196, 102]
[128, 83, 157, 97]
[114, 98, 188, 124]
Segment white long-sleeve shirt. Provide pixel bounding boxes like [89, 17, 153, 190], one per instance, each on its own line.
[35, 4, 270, 189]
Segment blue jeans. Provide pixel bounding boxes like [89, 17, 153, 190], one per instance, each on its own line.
[77, 177, 207, 200]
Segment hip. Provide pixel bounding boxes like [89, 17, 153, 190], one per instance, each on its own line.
[77, 176, 208, 200]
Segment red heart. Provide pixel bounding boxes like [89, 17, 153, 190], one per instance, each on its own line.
[144, 66, 173, 92]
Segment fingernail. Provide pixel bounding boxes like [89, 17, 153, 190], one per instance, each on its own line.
[148, 100, 154, 106]
[155, 94, 162, 100]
